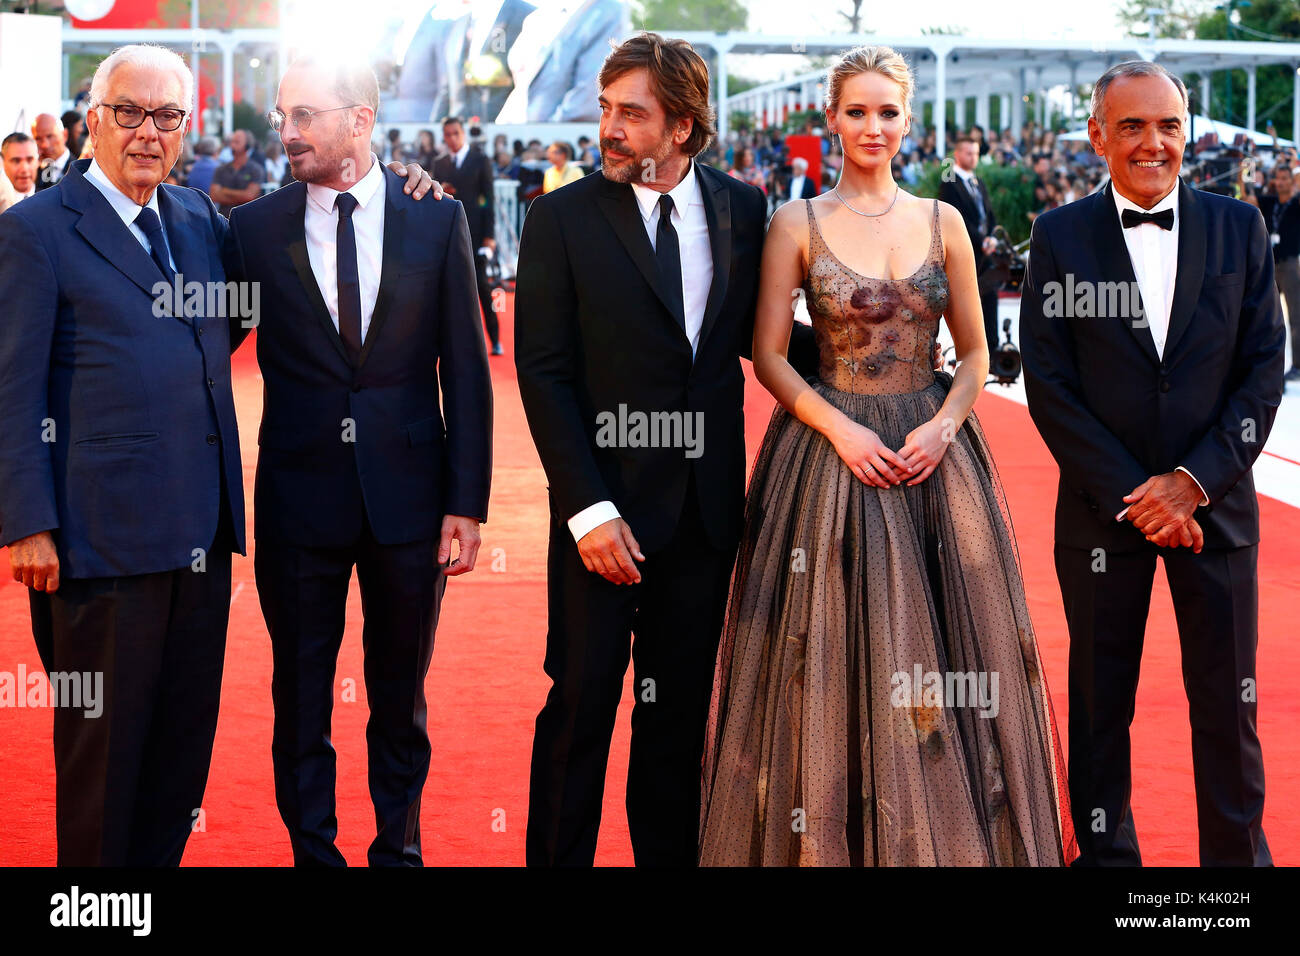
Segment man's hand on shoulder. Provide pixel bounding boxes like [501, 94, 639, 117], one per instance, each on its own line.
[388, 161, 442, 200]
[8, 530, 59, 591]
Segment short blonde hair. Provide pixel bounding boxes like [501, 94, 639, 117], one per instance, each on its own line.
[825, 45, 914, 117]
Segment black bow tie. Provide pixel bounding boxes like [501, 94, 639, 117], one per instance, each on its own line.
[1121, 207, 1174, 230]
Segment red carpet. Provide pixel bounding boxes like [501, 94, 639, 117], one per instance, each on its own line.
[1, 293, 1296, 866]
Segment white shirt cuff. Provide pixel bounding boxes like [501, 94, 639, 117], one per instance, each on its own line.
[1115, 505, 1130, 522]
[1175, 466, 1210, 507]
[568, 500, 620, 543]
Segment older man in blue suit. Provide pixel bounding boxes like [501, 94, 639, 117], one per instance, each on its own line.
[0, 44, 244, 866]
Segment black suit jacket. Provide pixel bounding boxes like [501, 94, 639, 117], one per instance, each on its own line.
[432, 146, 495, 247]
[1020, 180, 1286, 552]
[225, 165, 493, 547]
[938, 171, 995, 253]
[789, 174, 817, 200]
[35, 151, 74, 191]
[514, 160, 819, 554]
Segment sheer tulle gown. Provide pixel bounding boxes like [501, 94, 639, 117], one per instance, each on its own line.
[699, 200, 1077, 866]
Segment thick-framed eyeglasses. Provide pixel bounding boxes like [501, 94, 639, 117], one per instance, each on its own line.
[267, 106, 361, 132]
[104, 104, 188, 131]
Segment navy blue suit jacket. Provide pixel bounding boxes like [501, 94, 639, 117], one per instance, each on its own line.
[225, 165, 492, 547]
[0, 159, 246, 578]
[1020, 180, 1286, 552]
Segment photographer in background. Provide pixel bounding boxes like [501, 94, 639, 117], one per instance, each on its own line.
[940, 134, 1001, 354]
[1243, 160, 1300, 382]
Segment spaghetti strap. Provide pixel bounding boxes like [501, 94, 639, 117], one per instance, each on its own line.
[804, 198, 826, 253]
[929, 199, 943, 261]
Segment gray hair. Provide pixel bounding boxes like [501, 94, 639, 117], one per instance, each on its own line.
[194, 136, 219, 157]
[1090, 60, 1189, 125]
[792, 156, 808, 173]
[287, 54, 380, 117]
[89, 44, 194, 114]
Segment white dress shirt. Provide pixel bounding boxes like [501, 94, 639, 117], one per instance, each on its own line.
[304, 153, 385, 343]
[567, 161, 714, 543]
[452, 142, 470, 169]
[1110, 183, 1208, 518]
[42, 148, 71, 185]
[84, 159, 176, 271]
[787, 174, 806, 202]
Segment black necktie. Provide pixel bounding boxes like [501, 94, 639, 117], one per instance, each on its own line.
[966, 176, 987, 232]
[334, 192, 362, 362]
[134, 206, 175, 283]
[656, 193, 685, 331]
[1121, 207, 1174, 230]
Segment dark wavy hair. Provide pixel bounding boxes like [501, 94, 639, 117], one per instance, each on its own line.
[597, 32, 716, 157]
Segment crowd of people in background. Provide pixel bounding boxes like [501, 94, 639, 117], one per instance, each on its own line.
[6, 102, 1300, 381]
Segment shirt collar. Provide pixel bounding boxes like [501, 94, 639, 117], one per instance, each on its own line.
[630, 160, 702, 223]
[46, 148, 70, 169]
[1112, 180, 1179, 226]
[84, 158, 163, 229]
[454, 143, 470, 165]
[306, 152, 384, 215]
[954, 164, 977, 183]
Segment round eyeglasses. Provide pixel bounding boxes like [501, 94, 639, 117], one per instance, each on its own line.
[267, 106, 362, 132]
[104, 104, 187, 131]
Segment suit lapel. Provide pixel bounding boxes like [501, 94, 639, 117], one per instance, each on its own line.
[596, 174, 688, 339]
[696, 162, 731, 352]
[64, 165, 172, 302]
[358, 167, 404, 368]
[1092, 183, 1162, 367]
[1164, 180, 1206, 358]
[284, 183, 354, 368]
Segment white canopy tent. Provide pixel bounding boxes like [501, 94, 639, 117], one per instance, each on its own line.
[673, 32, 1300, 153]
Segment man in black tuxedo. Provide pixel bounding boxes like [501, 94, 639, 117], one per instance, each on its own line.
[1021, 61, 1285, 866]
[32, 113, 75, 191]
[939, 135, 1000, 353]
[226, 56, 492, 866]
[515, 33, 820, 866]
[433, 116, 502, 354]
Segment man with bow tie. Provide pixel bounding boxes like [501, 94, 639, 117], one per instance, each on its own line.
[1020, 61, 1285, 866]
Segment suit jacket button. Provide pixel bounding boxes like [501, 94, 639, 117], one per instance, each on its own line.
[206, 434, 218, 445]
[1160, 380, 1170, 393]
[207, 377, 215, 388]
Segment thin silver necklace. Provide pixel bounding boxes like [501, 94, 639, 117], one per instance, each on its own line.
[833, 183, 900, 217]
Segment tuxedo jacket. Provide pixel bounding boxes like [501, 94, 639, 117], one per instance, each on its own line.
[35, 152, 75, 192]
[1020, 180, 1286, 552]
[432, 146, 495, 247]
[514, 160, 819, 554]
[789, 175, 818, 200]
[225, 165, 493, 547]
[939, 172, 996, 253]
[0, 159, 245, 577]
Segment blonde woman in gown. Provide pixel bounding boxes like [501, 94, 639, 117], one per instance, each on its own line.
[698, 47, 1077, 866]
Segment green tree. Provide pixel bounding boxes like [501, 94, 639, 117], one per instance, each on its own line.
[632, 0, 747, 31]
[1122, 0, 1300, 138]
